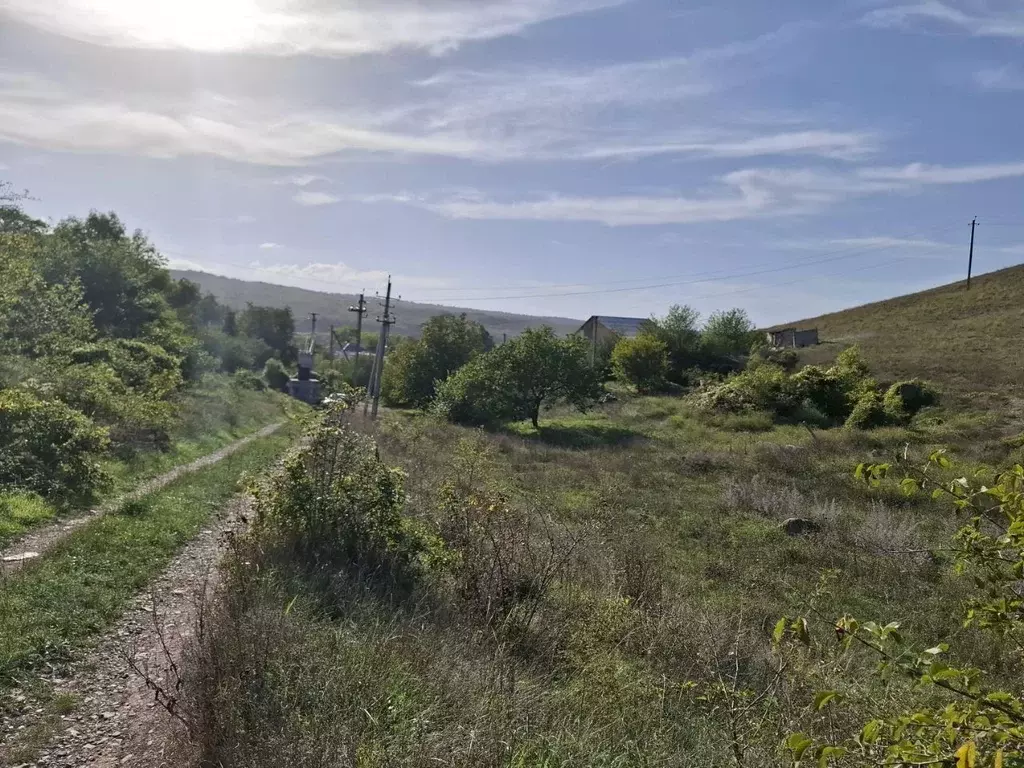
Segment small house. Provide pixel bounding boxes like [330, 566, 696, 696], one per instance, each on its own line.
[577, 316, 650, 362]
[766, 327, 819, 349]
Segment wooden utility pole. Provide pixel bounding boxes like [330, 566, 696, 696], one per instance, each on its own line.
[967, 217, 978, 290]
[328, 324, 335, 358]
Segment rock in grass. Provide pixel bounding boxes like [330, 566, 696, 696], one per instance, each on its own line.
[780, 518, 819, 536]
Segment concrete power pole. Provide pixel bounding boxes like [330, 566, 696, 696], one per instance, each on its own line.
[365, 279, 393, 419]
[348, 293, 367, 349]
[967, 217, 978, 290]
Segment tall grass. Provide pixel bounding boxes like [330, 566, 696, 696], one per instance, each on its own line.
[176, 397, 1002, 766]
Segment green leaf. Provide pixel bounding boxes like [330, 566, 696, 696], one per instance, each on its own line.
[787, 733, 813, 760]
[773, 617, 787, 644]
[794, 617, 811, 645]
[813, 691, 839, 710]
[900, 477, 919, 496]
[860, 720, 882, 744]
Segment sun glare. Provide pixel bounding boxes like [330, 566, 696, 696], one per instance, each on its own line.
[85, 0, 265, 51]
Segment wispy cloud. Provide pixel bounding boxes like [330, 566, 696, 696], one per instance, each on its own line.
[253, 261, 450, 291]
[235, 214, 257, 224]
[0, 65, 878, 166]
[293, 190, 341, 206]
[258, 242, 280, 249]
[284, 174, 331, 187]
[2, 0, 625, 56]
[376, 160, 1024, 226]
[859, 161, 1024, 185]
[863, 1, 1024, 39]
[974, 66, 1024, 91]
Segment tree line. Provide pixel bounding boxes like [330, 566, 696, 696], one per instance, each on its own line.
[0, 190, 299, 505]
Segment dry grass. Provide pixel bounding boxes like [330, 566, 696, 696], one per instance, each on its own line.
[768, 263, 1024, 405]
[171, 389, 1016, 767]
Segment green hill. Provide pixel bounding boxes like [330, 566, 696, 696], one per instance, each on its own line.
[771, 264, 1024, 401]
[170, 270, 581, 340]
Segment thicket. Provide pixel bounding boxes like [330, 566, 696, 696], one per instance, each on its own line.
[698, 346, 938, 429]
[381, 314, 492, 407]
[0, 195, 296, 504]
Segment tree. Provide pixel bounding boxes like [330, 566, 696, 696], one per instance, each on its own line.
[611, 334, 669, 393]
[264, 358, 290, 392]
[381, 314, 492, 407]
[239, 304, 296, 364]
[434, 327, 601, 428]
[701, 308, 757, 359]
[645, 304, 701, 382]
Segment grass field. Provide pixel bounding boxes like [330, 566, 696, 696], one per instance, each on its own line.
[0, 375, 299, 547]
[767, 263, 1024, 404]
[175, 385, 1019, 766]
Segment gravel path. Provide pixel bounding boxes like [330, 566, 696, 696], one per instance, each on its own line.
[0, 495, 254, 768]
[0, 422, 282, 576]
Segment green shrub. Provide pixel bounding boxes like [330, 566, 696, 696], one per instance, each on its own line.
[253, 417, 431, 575]
[844, 390, 889, 429]
[232, 370, 267, 392]
[791, 365, 851, 424]
[698, 364, 801, 417]
[263, 358, 290, 392]
[611, 334, 669, 393]
[882, 379, 938, 422]
[0, 388, 110, 503]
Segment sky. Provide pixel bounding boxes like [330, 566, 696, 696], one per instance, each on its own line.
[1, 0, 1023, 325]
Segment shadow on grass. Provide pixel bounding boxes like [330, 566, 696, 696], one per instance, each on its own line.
[503, 421, 646, 449]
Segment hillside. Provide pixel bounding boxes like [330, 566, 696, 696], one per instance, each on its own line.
[772, 264, 1024, 401]
[171, 270, 581, 339]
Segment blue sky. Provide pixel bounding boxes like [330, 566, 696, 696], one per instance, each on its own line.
[1, 0, 1023, 324]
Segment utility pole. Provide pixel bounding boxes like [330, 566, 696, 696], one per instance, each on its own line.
[967, 217, 978, 290]
[348, 293, 367, 349]
[328, 324, 335, 358]
[364, 279, 394, 419]
[309, 312, 317, 337]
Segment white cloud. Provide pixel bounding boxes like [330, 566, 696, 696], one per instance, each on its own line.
[287, 174, 330, 187]
[235, 214, 257, 224]
[253, 261, 450, 291]
[386, 160, 1024, 226]
[259, 242, 280, 249]
[293, 190, 341, 206]
[2, 0, 625, 56]
[974, 66, 1024, 91]
[859, 161, 1024, 185]
[863, 1, 1024, 39]
[0, 73, 487, 165]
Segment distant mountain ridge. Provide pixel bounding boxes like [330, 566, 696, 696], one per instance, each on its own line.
[170, 270, 582, 339]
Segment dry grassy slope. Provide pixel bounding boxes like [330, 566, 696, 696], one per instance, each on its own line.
[771, 264, 1024, 399]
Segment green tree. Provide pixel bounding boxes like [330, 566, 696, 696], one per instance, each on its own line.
[239, 304, 297, 364]
[434, 327, 601, 428]
[611, 334, 669, 393]
[382, 314, 492, 407]
[646, 304, 702, 382]
[701, 308, 757, 360]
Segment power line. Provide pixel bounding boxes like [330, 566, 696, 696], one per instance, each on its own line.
[413, 232, 959, 303]
[412, 223, 967, 298]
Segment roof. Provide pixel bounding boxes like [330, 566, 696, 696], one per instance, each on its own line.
[590, 315, 650, 337]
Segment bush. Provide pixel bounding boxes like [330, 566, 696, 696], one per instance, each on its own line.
[698, 364, 801, 417]
[252, 417, 431, 576]
[264, 358, 290, 392]
[791, 365, 851, 425]
[882, 379, 938, 422]
[844, 390, 889, 429]
[611, 334, 669, 393]
[232, 370, 267, 392]
[0, 388, 109, 503]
